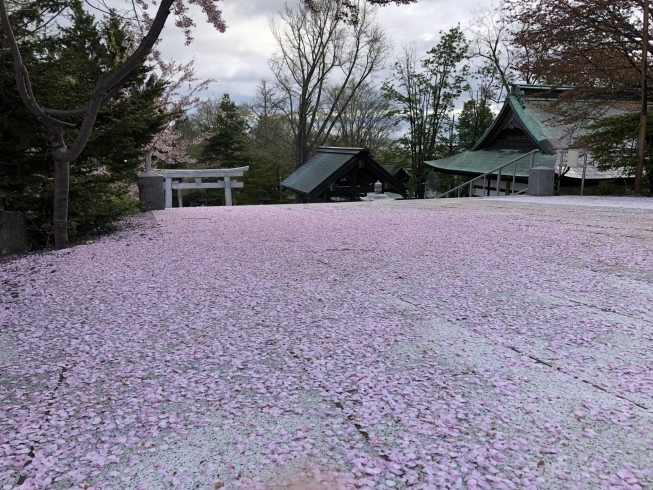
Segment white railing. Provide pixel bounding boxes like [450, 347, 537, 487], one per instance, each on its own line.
[160, 167, 249, 208]
[437, 150, 539, 198]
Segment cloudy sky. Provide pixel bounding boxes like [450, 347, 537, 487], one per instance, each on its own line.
[150, 0, 496, 104]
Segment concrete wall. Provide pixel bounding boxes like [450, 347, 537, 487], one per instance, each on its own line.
[528, 166, 555, 196]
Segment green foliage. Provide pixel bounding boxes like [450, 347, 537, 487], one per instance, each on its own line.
[201, 94, 249, 167]
[0, 1, 168, 247]
[375, 141, 412, 169]
[575, 112, 653, 192]
[595, 180, 620, 196]
[426, 172, 469, 197]
[457, 99, 494, 151]
[240, 109, 295, 205]
[382, 27, 470, 198]
[178, 94, 296, 207]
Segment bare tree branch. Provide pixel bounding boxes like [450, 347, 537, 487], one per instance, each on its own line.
[270, 0, 391, 169]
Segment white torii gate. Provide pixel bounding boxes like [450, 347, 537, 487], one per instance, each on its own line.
[160, 167, 249, 208]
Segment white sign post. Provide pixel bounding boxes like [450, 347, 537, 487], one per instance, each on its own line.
[565, 149, 589, 196]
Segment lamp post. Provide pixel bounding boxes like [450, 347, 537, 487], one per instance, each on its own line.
[635, 0, 650, 195]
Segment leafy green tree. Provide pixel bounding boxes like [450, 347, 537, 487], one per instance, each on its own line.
[457, 99, 495, 150]
[0, 2, 168, 247]
[382, 27, 470, 198]
[576, 112, 653, 193]
[238, 112, 295, 205]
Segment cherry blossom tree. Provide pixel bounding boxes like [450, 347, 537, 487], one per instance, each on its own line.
[0, 0, 226, 249]
[0, 0, 413, 250]
[146, 55, 214, 166]
[121, 5, 214, 166]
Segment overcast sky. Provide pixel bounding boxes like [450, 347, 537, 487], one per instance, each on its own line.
[150, 0, 495, 105]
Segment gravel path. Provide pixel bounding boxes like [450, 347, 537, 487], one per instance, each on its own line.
[1, 197, 652, 489]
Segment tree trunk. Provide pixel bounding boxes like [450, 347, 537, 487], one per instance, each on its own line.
[636, 0, 649, 195]
[416, 179, 425, 199]
[0, 0, 179, 250]
[296, 100, 309, 170]
[53, 155, 70, 249]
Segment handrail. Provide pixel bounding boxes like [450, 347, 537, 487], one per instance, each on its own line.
[436, 150, 539, 198]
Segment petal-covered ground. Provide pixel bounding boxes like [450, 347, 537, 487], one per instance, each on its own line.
[1, 196, 652, 490]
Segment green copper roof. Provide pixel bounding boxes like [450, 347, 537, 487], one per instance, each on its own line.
[471, 85, 626, 153]
[425, 150, 556, 178]
[427, 85, 629, 181]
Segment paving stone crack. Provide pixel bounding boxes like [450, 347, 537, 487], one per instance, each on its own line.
[504, 346, 648, 411]
[548, 293, 653, 326]
[15, 365, 69, 486]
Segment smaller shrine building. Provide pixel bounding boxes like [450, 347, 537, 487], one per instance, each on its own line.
[281, 147, 407, 203]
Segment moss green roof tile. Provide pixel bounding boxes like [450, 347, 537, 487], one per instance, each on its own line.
[425, 150, 556, 178]
[472, 86, 627, 153]
[428, 85, 628, 180]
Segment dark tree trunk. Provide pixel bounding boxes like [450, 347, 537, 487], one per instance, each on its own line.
[0, 0, 176, 250]
[53, 156, 70, 249]
[296, 100, 309, 170]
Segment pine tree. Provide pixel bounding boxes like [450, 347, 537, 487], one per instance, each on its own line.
[0, 1, 168, 247]
[201, 94, 249, 168]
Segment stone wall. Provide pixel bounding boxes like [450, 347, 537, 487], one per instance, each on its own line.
[0, 211, 28, 255]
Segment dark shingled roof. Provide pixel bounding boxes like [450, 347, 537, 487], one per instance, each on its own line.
[281, 148, 364, 196]
[281, 147, 406, 198]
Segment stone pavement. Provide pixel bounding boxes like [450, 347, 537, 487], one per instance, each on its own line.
[1, 196, 652, 489]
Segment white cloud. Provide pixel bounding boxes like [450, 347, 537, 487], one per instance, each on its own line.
[106, 0, 494, 104]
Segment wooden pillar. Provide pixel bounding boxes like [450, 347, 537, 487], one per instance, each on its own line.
[496, 168, 502, 196]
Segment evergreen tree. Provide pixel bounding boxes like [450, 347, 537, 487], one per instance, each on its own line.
[238, 111, 295, 205]
[201, 94, 249, 167]
[0, 2, 168, 247]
